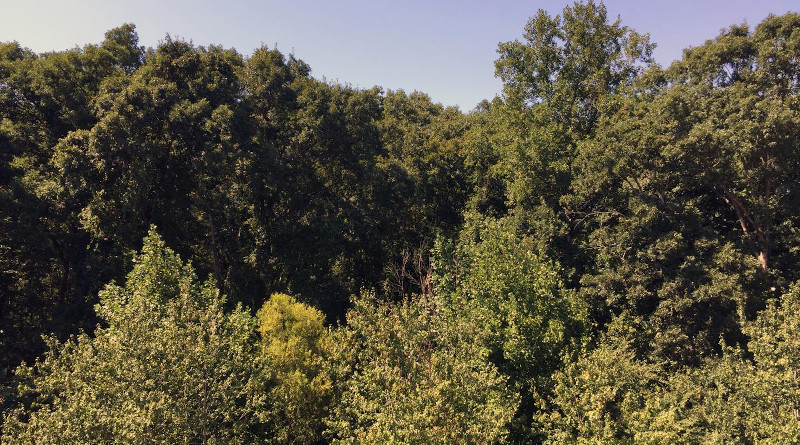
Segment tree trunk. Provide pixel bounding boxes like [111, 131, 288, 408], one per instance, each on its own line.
[207, 212, 225, 294]
[719, 189, 770, 271]
[757, 250, 768, 271]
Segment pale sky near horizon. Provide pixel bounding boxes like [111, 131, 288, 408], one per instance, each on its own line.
[1, 1, 797, 110]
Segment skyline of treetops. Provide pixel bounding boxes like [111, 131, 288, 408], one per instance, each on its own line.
[2, 2, 800, 442]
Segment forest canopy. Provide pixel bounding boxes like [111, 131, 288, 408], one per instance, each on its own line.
[2, 2, 800, 443]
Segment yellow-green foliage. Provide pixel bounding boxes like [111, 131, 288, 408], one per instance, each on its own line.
[326, 293, 518, 444]
[256, 293, 332, 445]
[541, 315, 659, 445]
[2, 229, 260, 444]
[544, 284, 800, 444]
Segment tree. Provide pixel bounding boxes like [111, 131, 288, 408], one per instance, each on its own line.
[545, 282, 800, 444]
[376, 90, 472, 297]
[0, 25, 143, 382]
[543, 333, 658, 445]
[378, 90, 470, 237]
[627, 283, 800, 443]
[436, 216, 585, 441]
[495, 0, 653, 137]
[563, 13, 800, 364]
[253, 78, 388, 316]
[2, 229, 262, 443]
[54, 37, 253, 304]
[567, 87, 755, 364]
[740, 281, 800, 441]
[665, 14, 800, 273]
[256, 293, 333, 444]
[100, 23, 144, 74]
[326, 292, 517, 444]
[481, 1, 655, 282]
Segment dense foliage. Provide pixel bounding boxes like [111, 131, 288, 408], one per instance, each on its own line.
[3, 2, 800, 442]
[3, 229, 261, 443]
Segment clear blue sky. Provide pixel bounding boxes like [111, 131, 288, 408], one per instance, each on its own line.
[2, 0, 797, 110]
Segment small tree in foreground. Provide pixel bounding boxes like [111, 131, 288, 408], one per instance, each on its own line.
[256, 292, 333, 444]
[3, 228, 261, 444]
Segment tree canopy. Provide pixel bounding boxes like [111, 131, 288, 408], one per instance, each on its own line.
[3, 5, 800, 443]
